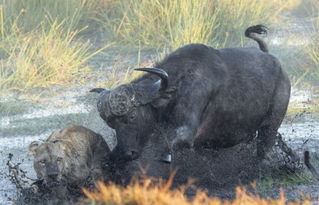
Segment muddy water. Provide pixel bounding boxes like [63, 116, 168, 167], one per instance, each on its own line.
[0, 90, 117, 204]
[0, 87, 318, 204]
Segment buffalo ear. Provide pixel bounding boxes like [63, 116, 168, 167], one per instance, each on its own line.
[90, 88, 108, 93]
[28, 141, 40, 156]
[151, 86, 176, 108]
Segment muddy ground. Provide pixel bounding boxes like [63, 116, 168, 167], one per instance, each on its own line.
[1, 14, 319, 204]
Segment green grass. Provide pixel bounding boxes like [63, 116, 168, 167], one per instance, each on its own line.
[97, 0, 218, 49]
[304, 12, 319, 82]
[256, 171, 315, 193]
[281, 0, 319, 84]
[0, 0, 97, 33]
[213, 0, 287, 47]
[0, 0, 110, 94]
[0, 19, 110, 93]
[0, 0, 317, 94]
[98, 0, 285, 50]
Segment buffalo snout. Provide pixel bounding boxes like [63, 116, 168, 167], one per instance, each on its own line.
[124, 149, 139, 160]
[110, 145, 140, 162]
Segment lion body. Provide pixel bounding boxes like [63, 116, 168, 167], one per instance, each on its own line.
[29, 125, 110, 188]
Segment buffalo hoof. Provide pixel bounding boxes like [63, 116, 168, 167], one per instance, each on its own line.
[156, 154, 172, 164]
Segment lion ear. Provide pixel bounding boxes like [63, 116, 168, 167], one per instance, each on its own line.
[28, 141, 40, 156]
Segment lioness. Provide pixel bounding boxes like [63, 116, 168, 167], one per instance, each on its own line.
[29, 125, 110, 196]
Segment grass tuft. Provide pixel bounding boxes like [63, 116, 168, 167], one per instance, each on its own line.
[99, 0, 284, 50]
[212, 0, 283, 48]
[304, 12, 319, 82]
[0, 0, 110, 94]
[0, 19, 110, 92]
[0, 0, 97, 33]
[257, 172, 315, 193]
[98, 0, 218, 50]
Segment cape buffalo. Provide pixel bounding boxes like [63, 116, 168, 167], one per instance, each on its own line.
[91, 25, 290, 162]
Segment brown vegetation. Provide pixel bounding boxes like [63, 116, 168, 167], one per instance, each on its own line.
[83, 176, 311, 205]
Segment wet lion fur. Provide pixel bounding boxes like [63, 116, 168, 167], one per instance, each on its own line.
[29, 125, 110, 187]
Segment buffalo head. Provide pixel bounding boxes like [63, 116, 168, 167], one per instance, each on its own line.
[91, 68, 175, 161]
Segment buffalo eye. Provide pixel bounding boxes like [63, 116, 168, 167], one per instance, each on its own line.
[120, 116, 129, 124]
[106, 116, 116, 128]
[127, 109, 137, 122]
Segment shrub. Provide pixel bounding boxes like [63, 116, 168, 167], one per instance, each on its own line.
[0, 20, 107, 92]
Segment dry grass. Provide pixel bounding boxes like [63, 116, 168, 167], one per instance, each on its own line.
[0, 0, 97, 33]
[98, 0, 285, 49]
[212, 0, 284, 47]
[83, 176, 311, 205]
[0, 0, 317, 93]
[0, 1, 110, 93]
[0, 20, 109, 92]
[98, 0, 217, 50]
[304, 10, 319, 81]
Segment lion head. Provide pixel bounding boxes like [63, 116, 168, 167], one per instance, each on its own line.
[28, 126, 108, 187]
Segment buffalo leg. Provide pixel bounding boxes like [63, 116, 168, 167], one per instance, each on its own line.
[257, 70, 290, 158]
[171, 79, 214, 150]
[172, 123, 199, 150]
[257, 126, 277, 158]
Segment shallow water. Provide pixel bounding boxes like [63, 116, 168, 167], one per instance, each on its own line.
[0, 90, 116, 204]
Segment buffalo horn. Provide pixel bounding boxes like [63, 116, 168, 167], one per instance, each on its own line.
[134, 68, 168, 91]
[90, 88, 108, 93]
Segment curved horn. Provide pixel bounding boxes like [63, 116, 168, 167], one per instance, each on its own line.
[90, 88, 108, 93]
[134, 68, 168, 91]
